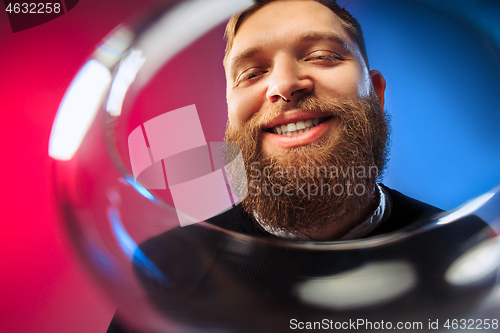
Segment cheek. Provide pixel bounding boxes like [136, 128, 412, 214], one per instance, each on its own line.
[226, 89, 240, 126]
[350, 49, 372, 98]
[227, 99, 243, 127]
[356, 68, 372, 99]
[227, 89, 260, 127]
[319, 65, 370, 100]
[335, 76, 361, 97]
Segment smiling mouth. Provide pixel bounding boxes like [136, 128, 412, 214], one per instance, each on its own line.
[265, 117, 332, 136]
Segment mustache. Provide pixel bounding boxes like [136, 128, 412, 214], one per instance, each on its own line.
[225, 93, 382, 149]
[241, 95, 346, 134]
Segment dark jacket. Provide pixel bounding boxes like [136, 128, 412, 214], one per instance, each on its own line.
[108, 186, 494, 332]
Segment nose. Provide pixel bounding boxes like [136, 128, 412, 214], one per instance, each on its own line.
[266, 57, 313, 103]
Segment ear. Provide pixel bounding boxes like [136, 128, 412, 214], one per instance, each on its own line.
[369, 70, 386, 109]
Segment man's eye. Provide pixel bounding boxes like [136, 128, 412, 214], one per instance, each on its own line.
[236, 70, 265, 85]
[247, 71, 263, 80]
[315, 55, 336, 61]
[307, 53, 342, 63]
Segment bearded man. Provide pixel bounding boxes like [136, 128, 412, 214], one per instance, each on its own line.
[211, 0, 442, 240]
[107, 1, 486, 332]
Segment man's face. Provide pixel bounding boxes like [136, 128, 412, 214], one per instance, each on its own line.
[223, 0, 388, 239]
[225, 0, 381, 158]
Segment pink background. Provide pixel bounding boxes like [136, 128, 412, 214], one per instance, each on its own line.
[0, 1, 177, 332]
[3, 1, 499, 332]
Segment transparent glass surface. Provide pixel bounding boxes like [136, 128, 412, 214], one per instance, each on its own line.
[49, 0, 500, 332]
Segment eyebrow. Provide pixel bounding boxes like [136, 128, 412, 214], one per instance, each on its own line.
[228, 47, 264, 80]
[299, 31, 350, 49]
[228, 32, 351, 80]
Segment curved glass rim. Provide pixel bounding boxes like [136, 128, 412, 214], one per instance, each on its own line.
[92, 0, 498, 250]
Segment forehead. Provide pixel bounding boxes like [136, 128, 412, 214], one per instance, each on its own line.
[227, 1, 355, 71]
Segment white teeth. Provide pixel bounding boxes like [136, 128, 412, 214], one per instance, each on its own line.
[273, 117, 323, 136]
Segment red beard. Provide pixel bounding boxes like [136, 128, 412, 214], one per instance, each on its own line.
[224, 93, 390, 235]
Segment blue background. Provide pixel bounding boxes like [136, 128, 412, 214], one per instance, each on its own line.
[340, 0, 500, 210]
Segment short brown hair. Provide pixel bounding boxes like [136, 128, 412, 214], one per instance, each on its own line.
[223, 0, 369, 68]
